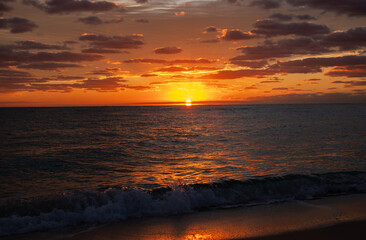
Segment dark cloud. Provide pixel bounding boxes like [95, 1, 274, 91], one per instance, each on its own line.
[124, 58, 168, 64]
[0, 47, 104, 63]
[78, 77, 127, 91]
[221, 29, 254, 41]
[81, 48, 126, 54]
[200, 69, 273, 79]
[204, 26, 218, 33]
[141, 73, 158, 77]
[154, 46, 182, 54]
[233, 37, 331, 60]
[77, 16, 123, 25]
[252, 20, 330, 37]
[86, 67, 124, 76]
[320, 27, 366, 50]
[22, 0, 120, 14]
[296, 14, 317, 20]
[170, 58, 217, 64]
[286, 0, 366, 17]
[332, 80, 366, 87]
[135, 19, 149, 23]
[104, 17, 123, 24]
[135, 0, 148, 3]
[230, 60, 268, 68]
[325, 66, 366, 78]
[0, 68, 32, 77]
[11, 40, 69, 50]
[200, 39, 220, 43]
[17, 62, 83, 70]
[250, 0, 282, 9]
[79, 34, 144, 49]
[123, 58, 216, 65]
[77, 16, 103, 25]
[0, 17, 38, 33]
[0, 1, 13, 14]
[270, 55, 366, 74]
[269, 13, 293, 21]
[260, 80, 281, 83]
[156, 66, 220, 73]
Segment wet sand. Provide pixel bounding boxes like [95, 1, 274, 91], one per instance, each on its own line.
[4, 194, 366, 240]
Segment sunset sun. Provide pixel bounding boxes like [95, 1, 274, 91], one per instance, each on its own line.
[185, 99, 192, 106]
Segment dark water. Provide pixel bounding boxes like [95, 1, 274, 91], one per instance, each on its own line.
[0, 104, 366, 235]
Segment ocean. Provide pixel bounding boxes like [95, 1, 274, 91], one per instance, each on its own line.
[0, 104, 366, 236]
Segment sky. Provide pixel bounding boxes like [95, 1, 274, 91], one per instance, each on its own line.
[0, 0, 366, 106]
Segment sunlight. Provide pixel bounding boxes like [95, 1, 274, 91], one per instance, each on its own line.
[186, 99, 192, 106]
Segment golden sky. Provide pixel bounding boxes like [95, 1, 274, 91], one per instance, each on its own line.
[1, 0, 366, 106]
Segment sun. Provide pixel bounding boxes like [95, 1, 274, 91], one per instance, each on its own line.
[185, 99, 192, 106]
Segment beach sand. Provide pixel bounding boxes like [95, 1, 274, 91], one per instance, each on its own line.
[5, 194, 366, 240]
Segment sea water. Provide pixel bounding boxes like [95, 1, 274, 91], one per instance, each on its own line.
[0, 104, 365, 236]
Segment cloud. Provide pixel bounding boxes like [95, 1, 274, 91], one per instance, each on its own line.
[233, 37, 331, 60]
[325, 66, 366, 78]
[296, 14, 317, 20]
[0, 68, 32, 77]
[86, 67, 125, 76]
[269, 13, 293, 21]
[0, 47, 105, 63]
[332, 80, 366, 87]
[135, 19, 149, 23]
[124, 58, 168, 64]
[82, 48, 128, 54]
[77, 16, 124, 25]
[200, 69, 273, 79]
[17, 62, 83, 70]
[200, 39, 220, 43]
[79, 33, 144, 49]
[154, 46, 182, 54]
[11, 40, 69, 50]
[0, 0, 14, 14]
[286, 0, 366, 17]
[156, 66, 220, 73]
[269, 13, 317, 21]
[320, 27, 366, 50]
[252, 20, 330, 37]
[204, 26, 218, 33]
[250, 0, 282, 9]
[78, 77, 127, 91]
[221, 29, 254, 41]
[270, 55, 366, 74]
[0, 17, 38, 33]
[22, 0, 120, 14]
[141, 73, 158, 77]
[230, 60, 268, 68]
[135, 0, 148, 3]
[123, 58, 216, 65]
[77, 16, 103, 25]
[170, 58, 217, 64]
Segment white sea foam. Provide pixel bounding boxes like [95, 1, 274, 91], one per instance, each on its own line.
[1, 171, 366, 236]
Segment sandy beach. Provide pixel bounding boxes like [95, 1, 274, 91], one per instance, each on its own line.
[5, 193, 366, 240]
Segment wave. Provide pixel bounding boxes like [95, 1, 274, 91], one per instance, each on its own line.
[1, 171, 366, 236]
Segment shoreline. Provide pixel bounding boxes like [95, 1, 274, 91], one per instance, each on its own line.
[4, 193, 366, 240]
[242, 219, 366, 240]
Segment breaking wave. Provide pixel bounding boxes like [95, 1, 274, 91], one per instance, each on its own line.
[1, 171, 366, 236]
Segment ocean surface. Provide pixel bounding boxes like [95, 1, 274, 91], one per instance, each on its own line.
[0, 104, 366, 236]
